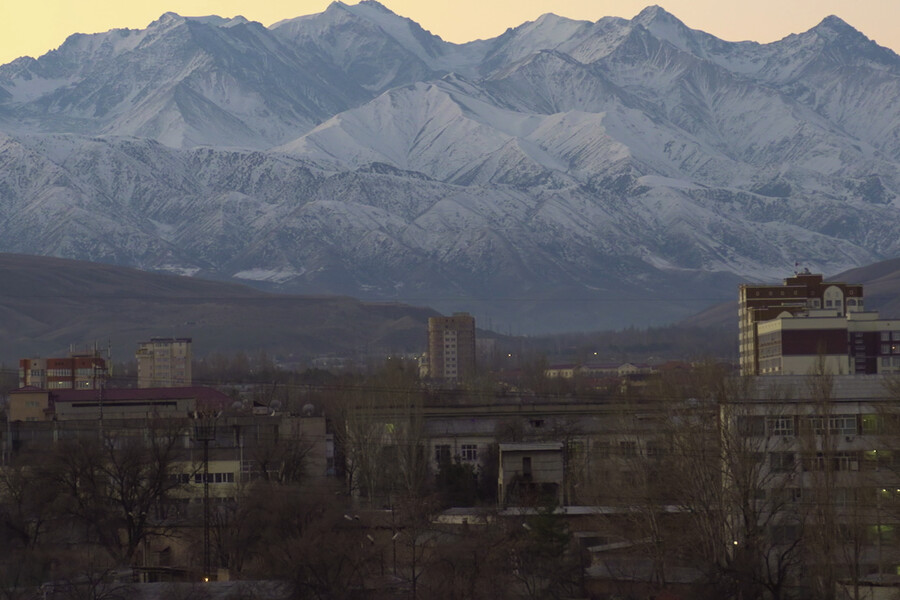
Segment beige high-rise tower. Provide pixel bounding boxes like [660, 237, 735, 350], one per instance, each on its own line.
[136, 337, 192, 388]
[427, 313, 476, 382]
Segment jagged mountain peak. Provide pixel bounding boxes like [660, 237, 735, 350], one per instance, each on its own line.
[812, 14, 860, 39]
[151, 12, 251, 28]
[787, 12, 900, 71]
[629, 4, 713, 59]
[354, 0, 396, 14]
[504, 11, 590, 39]
[633, 5, 683, 26]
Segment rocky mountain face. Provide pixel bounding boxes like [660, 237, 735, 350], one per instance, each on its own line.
[1, 2, 899, 333]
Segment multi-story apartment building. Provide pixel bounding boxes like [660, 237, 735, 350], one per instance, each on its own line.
[728, 374, 900, 585]
[426, 313, 476, 382]
[136, 337, 192, 388]
[19, 351, 108, 390]
[735, 270, 900, 376]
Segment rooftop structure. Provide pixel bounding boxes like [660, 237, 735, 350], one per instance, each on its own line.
[7, 386, 230, 422]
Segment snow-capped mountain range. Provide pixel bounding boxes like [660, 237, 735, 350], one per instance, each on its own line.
[1, 2, 899, 332]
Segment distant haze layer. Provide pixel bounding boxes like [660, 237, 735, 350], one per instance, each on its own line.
[2, 0, 900, 65]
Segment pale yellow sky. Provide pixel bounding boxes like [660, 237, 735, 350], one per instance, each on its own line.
[1, 1, 898, 66]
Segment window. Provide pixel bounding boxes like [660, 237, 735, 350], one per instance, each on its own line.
[864, 449, 895, 470]
[768, 416, 795, 436]
[868, 525, 895, 544]
[830, 415, 858, 435]
[833, 452, 860, 471]
[803, 453, 826, 471]
[594, 441, 611, 459]
[770, 452, 795, 472]
[461, 444, 477, 461]
[862, 415, 883, 434]
[620, 441, 638, 457]
[434, 444, 451, 465]
[737, 416, 765, 436]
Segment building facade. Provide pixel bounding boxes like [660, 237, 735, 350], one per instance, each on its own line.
[19, 353, 108, 390]
[728, 375, 900, 584]
[426, 313, 476, 382]
[7, 386, 232, 422]
[137, 337, 192, 388]
[739, 271, 868, 376]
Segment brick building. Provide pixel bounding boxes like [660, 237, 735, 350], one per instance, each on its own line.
[739, 270, 872, 375]
[19, 352, 107, 390]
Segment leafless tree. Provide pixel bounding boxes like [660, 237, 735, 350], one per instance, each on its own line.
[45, 421, 187, 566]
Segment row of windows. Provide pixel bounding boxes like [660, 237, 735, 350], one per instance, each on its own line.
[770, 486, 900, 506]
[769, 451, 860, 472]
[169, 472, 235, 484]
[434, 444, 478, 463]
[740, 414, 875, 437]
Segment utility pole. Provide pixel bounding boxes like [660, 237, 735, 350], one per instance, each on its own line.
[192, 412, 218, 582]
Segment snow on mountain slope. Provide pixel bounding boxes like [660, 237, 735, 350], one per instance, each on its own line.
[0, 13, 370, 148]
[270, 0, 486, 92]
[2, 4, 900, 331]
